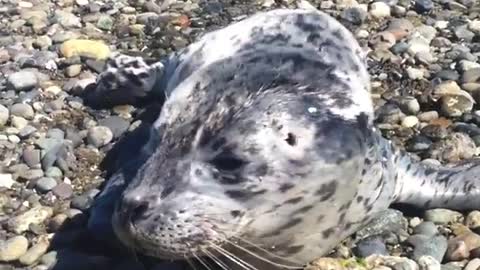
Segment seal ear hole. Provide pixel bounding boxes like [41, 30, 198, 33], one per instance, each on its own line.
[285, 133, 297, 146]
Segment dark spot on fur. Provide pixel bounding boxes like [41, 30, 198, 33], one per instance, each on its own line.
[317, 215, 325, 222]
[316, 181, 338, 201]
[285, 196, 303, 204]
[293, 205, 314, 214]
[255, 164, 268, 177]
[230, 210, 244, 218]
[283, 245, 304, 255]
[277, 218, 303, 231]
[322, 228, 335, 238]
[161, 185, 175, 199]
[356, 196, 364, 203]
[279, 183, 295, 192]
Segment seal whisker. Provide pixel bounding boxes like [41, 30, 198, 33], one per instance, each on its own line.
[210, 243, 257, 270]
[193, 252, 214, 270]
[186, 256, 200, 270]
[200, 248, 230, 270]
[230, 236, 304, 267]
[221, 237, 303, 269]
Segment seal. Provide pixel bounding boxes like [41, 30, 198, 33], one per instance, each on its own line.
[86, 7, 480, 270]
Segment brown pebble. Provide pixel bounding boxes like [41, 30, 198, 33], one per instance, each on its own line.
[446, 239, 470, 261]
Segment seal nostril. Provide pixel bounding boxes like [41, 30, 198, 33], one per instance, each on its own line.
[123, 196, 150, 224]
[130, 202, 149, 223]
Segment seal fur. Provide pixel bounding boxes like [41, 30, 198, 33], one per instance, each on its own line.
[86, 8, 480, 269]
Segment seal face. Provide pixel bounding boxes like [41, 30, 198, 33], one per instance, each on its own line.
[107, 8, 382, 266]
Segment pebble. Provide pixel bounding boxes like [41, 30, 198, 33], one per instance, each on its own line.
[402, 116, 419, 128]
[52, 182, 73, 199]
[87, 126, 113, 147]
[97, 15, 114, 31]
[60, 39, 111, 60]
[464, 259, 480, 270]
[0, 174, 15, 189]
[354, 236, 389, 257]
[424, 209, 463, 224]
[445, 239, 469, 261]
[18, 237, 49, 266]
[23, 149, 41, 167]
[7, 206, 54, 234]
[369, 2, 391, 18]
[417, 256, 440, 270]
[10, 103, 34, 120]
[413, 222, 438, 236]
[76, 0, 89, 5]
[65, 64, 82, 77]
[414, 0, 433, 13]
[408, 234, 448, 262]
[11, 116, 28, 130]
[35, 177, 58, 193]
[0, 236, 29, 262]
[7, 70, 38, 92]
[98, 116, 130, 139]
[466, 211, 480, 230]
[0, 105, 9, 126]
[407, 67, 424, 80]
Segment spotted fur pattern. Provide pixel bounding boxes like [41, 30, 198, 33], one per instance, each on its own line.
[87, 8, 480, 268]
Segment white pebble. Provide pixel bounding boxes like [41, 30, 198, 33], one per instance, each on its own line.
[369, 2, 391, 18]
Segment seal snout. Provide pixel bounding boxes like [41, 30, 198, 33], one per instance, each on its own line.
[118, 193, 151, 227]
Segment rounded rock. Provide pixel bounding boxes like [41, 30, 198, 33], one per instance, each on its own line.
[10, 103, 34, 120]
[87, 126, 113, 147]
[0, 104, 9, 126]
[0, 236, 29, 262]
[7, 70, 38, 91]
[18, 237, 49, 266]
[35, 177, 58, 193]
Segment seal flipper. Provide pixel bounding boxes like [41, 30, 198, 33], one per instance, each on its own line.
[81, 53, 168, 109]
[389, 137, 480, 210]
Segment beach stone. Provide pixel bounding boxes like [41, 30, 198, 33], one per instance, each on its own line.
[7, 70, 38, 91]
[7, 206, 54, 234]
[0, 236, 29, 262]
[60, 39, 111, 60]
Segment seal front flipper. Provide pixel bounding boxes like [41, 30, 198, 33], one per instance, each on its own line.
[81, 52, 169, 109]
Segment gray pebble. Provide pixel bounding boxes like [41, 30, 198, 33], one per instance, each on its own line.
[52, 183, 73, 199]
[413, 221, 439, 236]
[408, 234, 448, 262]
[46, 128, 65, 140]
[354, 236, 389, 257]
[10, 103, 34, 120]
[98, 116, 130, 139]
[35, 177, 58, 193]
[18, 125, 37, 138]
[45, 167, 63, 179]
[7, 70, 38, 91]
[23, 149, 41, 167]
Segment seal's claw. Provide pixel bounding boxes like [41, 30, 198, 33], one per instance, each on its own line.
[83, 53, 165, 109]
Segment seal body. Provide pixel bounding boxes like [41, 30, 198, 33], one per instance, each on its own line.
[87, 8, 480, 269]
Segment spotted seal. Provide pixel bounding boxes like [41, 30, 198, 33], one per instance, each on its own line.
[86, 8, 480, 269]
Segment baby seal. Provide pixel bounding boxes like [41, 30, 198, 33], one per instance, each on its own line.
[87, 8, 480, 269]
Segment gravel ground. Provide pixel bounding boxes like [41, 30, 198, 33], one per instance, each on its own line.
[1, 0, 480, 269]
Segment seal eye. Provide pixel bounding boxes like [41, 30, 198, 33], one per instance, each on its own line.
[211, 154, 246, 171]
